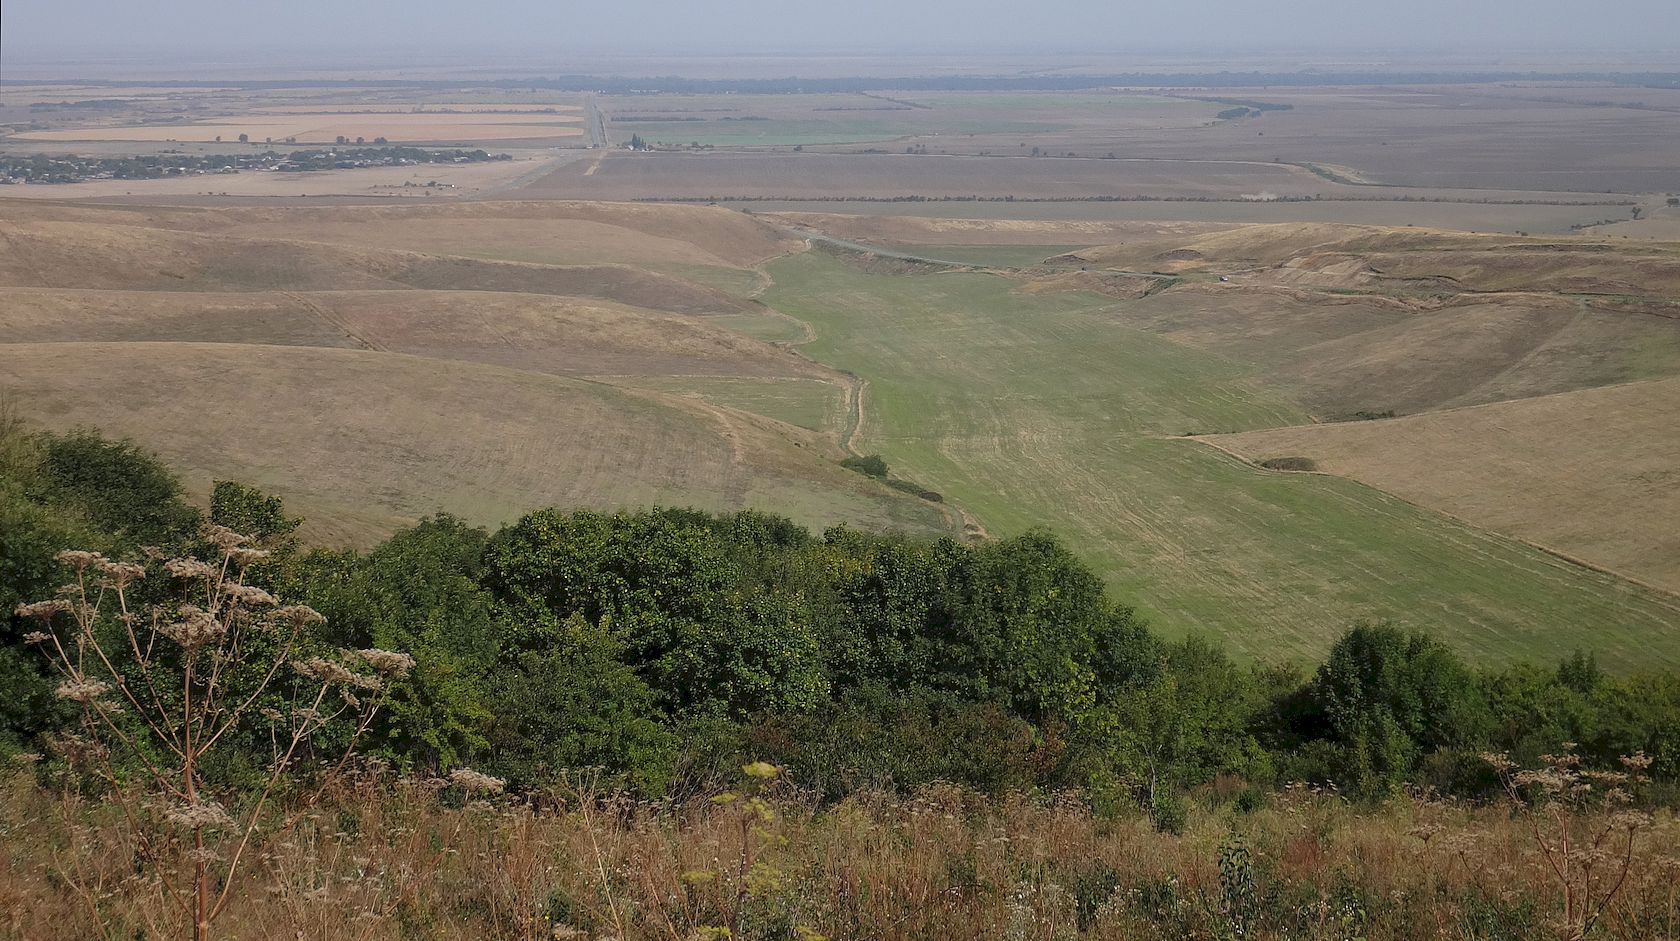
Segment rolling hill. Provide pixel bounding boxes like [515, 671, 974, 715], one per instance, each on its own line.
[0, 198, 950, 547]
[1207, 377, 1680, 594]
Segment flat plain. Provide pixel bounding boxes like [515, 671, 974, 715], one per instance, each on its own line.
[12, 113, 585, 143]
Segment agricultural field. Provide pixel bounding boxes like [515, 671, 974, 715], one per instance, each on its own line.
[600, 90, 1219, 148]
[0, 153, 563, 201]
[8, 81, 1672, 236]
[585, 84, 1680, 195]
[810, 85, 1680, 194]
[512, 151, 1646, 235]
[745, 197, 1643, 236]
[2, 84, 592, 140]
[516, 151, 1333, 200]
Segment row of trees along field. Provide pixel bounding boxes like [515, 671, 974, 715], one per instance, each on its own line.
[7, 418, 1680, 939]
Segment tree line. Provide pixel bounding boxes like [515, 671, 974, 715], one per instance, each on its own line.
[3, 425, 1677, 826]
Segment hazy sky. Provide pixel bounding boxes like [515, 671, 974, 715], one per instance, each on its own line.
[5, 0, 1679, 60]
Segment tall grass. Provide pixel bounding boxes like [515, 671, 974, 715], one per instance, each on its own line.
[4, 766, 1678, 941]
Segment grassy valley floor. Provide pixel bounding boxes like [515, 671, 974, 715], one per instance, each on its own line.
[757, 250, 1680, 667]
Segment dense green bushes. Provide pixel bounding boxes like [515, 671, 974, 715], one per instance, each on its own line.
[4, 426, 1679, 811]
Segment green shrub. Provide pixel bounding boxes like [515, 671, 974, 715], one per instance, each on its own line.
[210, 480, 300, 546]
[839, 454, 889, 478]
[31, 431, 200, 548]
[1259, 456, 1317, 472]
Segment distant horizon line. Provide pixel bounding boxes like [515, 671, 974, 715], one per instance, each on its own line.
[6, 40, 1680, 60]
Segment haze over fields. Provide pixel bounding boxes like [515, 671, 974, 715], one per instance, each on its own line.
[7, 0, 1680, 54]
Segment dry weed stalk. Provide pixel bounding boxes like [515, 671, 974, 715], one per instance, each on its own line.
[16, 527, 412, 941]
[1482, 746, 1655, 941]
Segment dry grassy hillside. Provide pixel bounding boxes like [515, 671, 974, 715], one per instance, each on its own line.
[1207, 378, 1680, 593]
[0, 198, 949, 546]
[1035, 223, 1680, 590]
[0, 218, 753, 313]
[1040, 223, 1680, 416]
[1063, 223, 1680, 296]
[0, 288, 823, 378]
[1, 342, 944, 546]
[1110, 287, 1680, 415]
[0, 200, 799, 268]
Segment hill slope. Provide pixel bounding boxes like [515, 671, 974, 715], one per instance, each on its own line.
[0, 197, 945, 547]
[1207, 378, 1680, 593]
[0, 342, 948, 546]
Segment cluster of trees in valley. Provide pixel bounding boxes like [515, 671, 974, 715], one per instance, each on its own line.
[4, 424, 1678, 823]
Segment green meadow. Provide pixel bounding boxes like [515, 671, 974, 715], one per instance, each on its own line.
[758, 250, 1680, 668]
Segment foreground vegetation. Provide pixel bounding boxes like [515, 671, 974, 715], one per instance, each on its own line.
[4, 418, 1680, 939]
[9, 413, 1680, 941]
[6, 766, 1679, 941]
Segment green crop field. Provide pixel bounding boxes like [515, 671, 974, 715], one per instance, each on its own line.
[760, 250, 1680, 669]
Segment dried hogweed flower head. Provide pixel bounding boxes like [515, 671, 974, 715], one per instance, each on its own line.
[228, 547, 272, 568]
[15, 599, 72, 621]
[224, 584, 278, 607]
[94, 559, 146, 588]
[269, 605, 326, 630]
[164, 557, 218, 580]
[55, 678, 111, 704]
[159, 606, 227, 650]
[448, 768, 505, 795]
[54, 550, 105, 573]
[1621, 751, 1654, 774]
[292, 656, 382, 691]
[204, 525, 251, 551]
[352, 648, 415, 678]
[164, 800, 235, 831]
